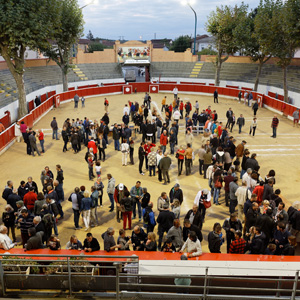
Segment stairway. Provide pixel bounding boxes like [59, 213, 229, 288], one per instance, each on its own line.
[189, 62, 203, 78]
[72, 65, 88, 81]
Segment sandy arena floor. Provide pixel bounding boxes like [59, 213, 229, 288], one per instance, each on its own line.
[1, 92, 299, 253]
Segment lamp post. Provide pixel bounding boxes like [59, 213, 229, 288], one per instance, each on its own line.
[188, 3, 197, 55]
[184, 1, 197, 55]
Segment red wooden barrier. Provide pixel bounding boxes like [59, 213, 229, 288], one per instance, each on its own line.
[0, 111, 11, 128]
[241, 87, 253, 91]
[68, 87, 75, 91]
[226, 85, 239, 89]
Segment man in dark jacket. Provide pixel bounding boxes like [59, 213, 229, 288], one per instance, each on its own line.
[245, 202, 260, 233]
[262, 179, 274, 201]
[113, 123, 121, 151]
[131, 225, 147, 251]
[7, 189, 21, 212]
[245, 153, 259, 172]
[250, 226, 266, 254]
[83, 233, 100, 252]
[25, 227, 44, 250]
[50, 117, 59, 140]
[2, 180, 13, 201]
[256, 208, 275, 244]
[184, 205, 203, 230]
[183, 219, 203, 242]
[169, 183, 183, 204]
[157, 203, 175, 250]
[222, 213, 243, 253]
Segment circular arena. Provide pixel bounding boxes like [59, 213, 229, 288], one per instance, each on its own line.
[0, 40, 300, 298]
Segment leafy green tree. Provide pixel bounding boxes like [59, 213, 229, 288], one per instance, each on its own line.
[197, 48, 218, 55]
[206, 4, 248, 86]
[254, 0, 300, 101]
[86, 30, 94, 41]
[0, 0, 60, 118]
[43, 0, 84, 92]
[234, 8, 272, 91]
[170, 35, 191, 52]
[88, 42, 105, 53]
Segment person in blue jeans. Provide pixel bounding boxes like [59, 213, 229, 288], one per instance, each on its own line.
[50, 117, 59, 140]
[236, 114, 245, 134]
[107, 174, 116, 212]
[213, 171, 223, 205]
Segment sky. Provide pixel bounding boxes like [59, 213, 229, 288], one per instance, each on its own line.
[78, 0, 260, 41]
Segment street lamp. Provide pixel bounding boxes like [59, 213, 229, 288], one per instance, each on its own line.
[182, 0, 197, 55]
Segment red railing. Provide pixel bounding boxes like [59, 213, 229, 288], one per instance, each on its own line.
[0, 83, 297, 153]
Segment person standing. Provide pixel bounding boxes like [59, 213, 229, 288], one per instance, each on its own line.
[159, 130, 168, 154]
[271, 115, 279, 138]
[235, 181, 251, 221]
[29, 131, 41, 156]
[121, 139, 130, 166]
[138, 142, 145, 175]
[213, 89, 218, 103]
[81, 96, 85, 108]
[161, 96, 166, 112]
[159, 152, 172, 185]
[173, 86, 178, 100]
[50, 117, 59, 140]
[120, 191, 134, 230]
[176, 145, 185, 176]
[184, 143, 193, 176]
[252, 101, 259, 116]
[157, 202, 175, 250]
[74, 93, 79, 109]
[107, 174, 116, 212]
[113, 123, 120, 151]
[226, 108, 233, 128]
[249, 118, 258, 136]
[236, 114, 245, 134]
[104, 98, 109, 113]
[38, 129, 45, 153]
[147, 147, 157, 176]
[68, 187, 82, 229]
[293, 109, 299, 127]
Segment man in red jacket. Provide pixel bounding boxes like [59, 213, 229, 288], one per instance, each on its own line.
[159, 130, 168, 154]
[179, 101, 184, 119]
[87, 137, 98, 161]
[23, 187, 37, 213]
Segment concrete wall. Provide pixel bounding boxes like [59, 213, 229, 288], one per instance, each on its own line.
[75, 48, 117, 64]
[151, 48, 197, 62]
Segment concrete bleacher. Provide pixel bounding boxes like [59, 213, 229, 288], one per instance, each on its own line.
[76, 63, 123, 80]
[150, 62, 195, 78]
[0, 63, 124, 109]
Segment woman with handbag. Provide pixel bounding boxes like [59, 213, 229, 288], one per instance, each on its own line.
[194, 189, 211, 221]
[176, 145, 185, 176]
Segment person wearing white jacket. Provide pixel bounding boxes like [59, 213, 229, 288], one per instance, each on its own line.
[194, 189, 211, 221]
[180, 231, 202, 257]
[121, 139, 130, 166]
[235, 182, 252, 221]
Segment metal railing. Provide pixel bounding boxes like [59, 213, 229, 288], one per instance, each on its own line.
[0, 253, 300, 299]
[114, 264, 300, 300]
[0, 253, 136, 297]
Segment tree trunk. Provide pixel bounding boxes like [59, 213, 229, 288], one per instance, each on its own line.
[283, 66, 288, 102]
[254, 60, 263, 92]
[14, 73, 27, 118]
[0, 48, 27, 118]
[62, 66, 68, 92]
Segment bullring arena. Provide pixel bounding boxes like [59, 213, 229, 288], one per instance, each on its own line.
[0, 40, 300, 298]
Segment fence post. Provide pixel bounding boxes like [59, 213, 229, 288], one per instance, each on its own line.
[276, 276, 282, 298]
[291, 271, 299, 300]
[114, 262, 120, 300]
[0, 261, 5, 297]
[203, 267, 208, 300]
[67, 257, 72, 297]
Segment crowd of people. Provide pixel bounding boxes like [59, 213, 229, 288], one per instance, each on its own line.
[0, 91, 299, 258]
